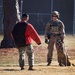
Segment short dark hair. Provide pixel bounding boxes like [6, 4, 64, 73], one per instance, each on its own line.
[22, 13, 29, 18]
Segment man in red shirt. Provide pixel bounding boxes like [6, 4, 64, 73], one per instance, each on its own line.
[12, 14, 41, 70]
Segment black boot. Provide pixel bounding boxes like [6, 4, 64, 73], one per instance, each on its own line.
[28, 66, 34, 70]
[59, 62, 63, 66]
[47, 58, 52, 66]
[21, 67, 24, 70]
[47, 62, 51, 66]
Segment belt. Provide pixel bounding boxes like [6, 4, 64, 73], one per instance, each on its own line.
[51, 33, 61, 36]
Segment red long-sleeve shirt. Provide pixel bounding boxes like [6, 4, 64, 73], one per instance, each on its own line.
[12, 22, 41, 46]
[25, 23, 41, 45]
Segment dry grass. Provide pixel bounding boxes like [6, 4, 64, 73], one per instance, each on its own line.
[0, 35, 75, 64]
[64, 35, 75, 48]
[0, 35, 75, 75]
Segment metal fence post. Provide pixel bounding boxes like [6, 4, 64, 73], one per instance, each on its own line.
[51, 0, 53, 20]
[73, 0, 75, 35]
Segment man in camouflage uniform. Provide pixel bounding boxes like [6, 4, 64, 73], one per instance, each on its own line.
[45, 11, 71, 66]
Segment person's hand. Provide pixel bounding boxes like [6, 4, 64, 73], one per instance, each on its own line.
[38, 43, 41, 45]
[45, 39, 49, 44]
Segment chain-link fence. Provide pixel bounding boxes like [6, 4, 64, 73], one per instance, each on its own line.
[28, 13, 51, 34]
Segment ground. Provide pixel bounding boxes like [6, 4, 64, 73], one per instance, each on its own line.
[0, 35, 75, 75]
[0, 66, 75, 75]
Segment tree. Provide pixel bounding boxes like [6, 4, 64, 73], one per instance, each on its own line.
[1, 0, 20, 48]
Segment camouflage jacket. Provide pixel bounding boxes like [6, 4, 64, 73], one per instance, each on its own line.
[45, 19, 65, 39]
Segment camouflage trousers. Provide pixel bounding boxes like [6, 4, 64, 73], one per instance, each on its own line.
[18, 44, 34, 68]
[47, 35, 70, 66]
